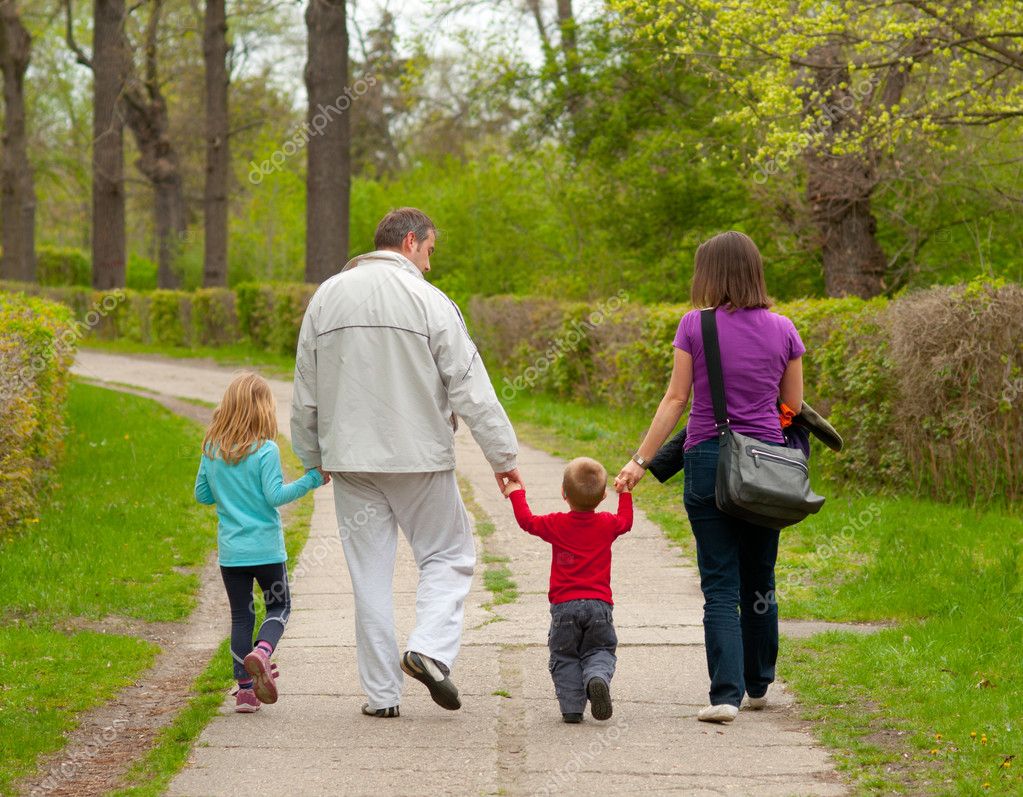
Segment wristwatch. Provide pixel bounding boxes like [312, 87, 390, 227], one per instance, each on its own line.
[631, 453, 649, 469]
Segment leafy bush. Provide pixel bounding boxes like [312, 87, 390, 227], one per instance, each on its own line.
[148, 290, 189, 347]
[0, 293, 77, 532]
[192, 288, 238, 346]
[235, 283, 276, 349]
[36, 246, 90, 287]
[235, 282, 316, 354]
[126, 253, 159, 291]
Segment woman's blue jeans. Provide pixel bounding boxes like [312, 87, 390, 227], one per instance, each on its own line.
[683, 438, 780, 707]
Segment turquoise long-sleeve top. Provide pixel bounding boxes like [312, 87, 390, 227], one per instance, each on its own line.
[194, 439, 323, 567]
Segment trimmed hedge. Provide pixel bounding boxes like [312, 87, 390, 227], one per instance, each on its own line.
[36, 246, 91, 287]
[4, 277, 1020, 504]
[35, 246, 159, 290]
[0, 293, 78, 532]
[0, 281, 316, 356]
[467, 283, 1023, 506]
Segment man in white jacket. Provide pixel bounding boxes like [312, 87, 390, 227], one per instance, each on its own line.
[291, 207, 521, 717]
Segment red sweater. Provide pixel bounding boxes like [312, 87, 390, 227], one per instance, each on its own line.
[509, 489, 633, 605]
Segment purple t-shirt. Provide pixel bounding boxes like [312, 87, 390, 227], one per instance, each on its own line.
[673, 307, 805, 450]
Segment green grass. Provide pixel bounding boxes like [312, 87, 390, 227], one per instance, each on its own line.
[458, 475, 519, 607]
[83, 339, 296, 380]
[0, 379, 318, 795]
[499, 386, 1023, 795]
[0, 381, 211, 795]
[483, 567, 519, 606]
[1, 382, 213, 623]
[0, 627, 158, 796]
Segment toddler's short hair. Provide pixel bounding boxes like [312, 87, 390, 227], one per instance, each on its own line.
[562, 457, 607, 510]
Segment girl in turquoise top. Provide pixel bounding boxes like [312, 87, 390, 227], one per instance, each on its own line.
[195, 372, 326, 712]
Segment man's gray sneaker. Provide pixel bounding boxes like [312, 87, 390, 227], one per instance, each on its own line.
[362, 703, 400, 718]
[401, 651, 461, 710]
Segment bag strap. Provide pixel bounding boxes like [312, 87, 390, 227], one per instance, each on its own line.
[700, 308, 729, 431]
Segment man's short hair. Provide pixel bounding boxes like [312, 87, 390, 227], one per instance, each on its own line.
[374, 207, 437, 250]
[562, 457, 608, 510]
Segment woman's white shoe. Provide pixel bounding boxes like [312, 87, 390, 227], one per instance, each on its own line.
[697, 704, 739, 723]
[746, 695, 768, 710]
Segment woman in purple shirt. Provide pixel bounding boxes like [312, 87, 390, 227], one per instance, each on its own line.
[615, 231, 805, 724]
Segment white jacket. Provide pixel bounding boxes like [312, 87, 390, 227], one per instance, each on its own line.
[290, 250, 518, 474]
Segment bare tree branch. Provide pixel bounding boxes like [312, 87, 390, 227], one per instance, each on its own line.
[63, 0, 93, 70]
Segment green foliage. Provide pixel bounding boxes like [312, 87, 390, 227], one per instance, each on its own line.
[0, 293, 76, 532]
[31, 248, 170, 293]
[0, 281, 318, 363]
[234, 282, 275, 349]
[36, 246, 90, 287]
[126, 253, 159, 291]
[235, 282, 317, 354]
[616, 1, 1023, 163]
[229, 153, 307, 285]
[148, 290, 189, 348]
[191, 289, 238, 346]
[266, 283, 316, 355]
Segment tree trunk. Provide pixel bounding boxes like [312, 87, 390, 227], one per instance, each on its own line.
[802, 44, 886, 298]
[304, 0, 350, 284]
[91, 0, 127, 289]
[806, 155, 887, 297]
[556, 0, 581, 119]
[203, 0, 229, 286]
[0, 1, 35, 282]
[122, 0, 185, 288]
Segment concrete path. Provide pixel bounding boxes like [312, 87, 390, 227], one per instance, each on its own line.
[72, 350, 845, 796]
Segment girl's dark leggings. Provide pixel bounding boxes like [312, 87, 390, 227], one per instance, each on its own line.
[220, 562, 291, 680]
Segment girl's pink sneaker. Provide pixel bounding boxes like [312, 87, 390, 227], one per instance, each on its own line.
[234, 688, 260, 713]
[243, 647, 279, 704]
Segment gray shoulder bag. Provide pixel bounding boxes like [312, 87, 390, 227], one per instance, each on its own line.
[701, 308, 825, 529]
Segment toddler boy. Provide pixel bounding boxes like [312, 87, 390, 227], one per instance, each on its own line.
[503, 457, 632, 722]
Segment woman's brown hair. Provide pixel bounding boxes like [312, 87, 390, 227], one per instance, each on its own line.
[202, 372, 278, 464]
[690, 231, 770, 310]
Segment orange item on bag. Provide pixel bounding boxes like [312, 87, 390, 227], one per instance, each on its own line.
[779, 402, 797, 429]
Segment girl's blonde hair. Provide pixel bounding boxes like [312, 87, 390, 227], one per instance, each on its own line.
[202, 372, 278, 464]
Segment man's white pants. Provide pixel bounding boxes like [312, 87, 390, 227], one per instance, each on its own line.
[332, 470, 475, 710]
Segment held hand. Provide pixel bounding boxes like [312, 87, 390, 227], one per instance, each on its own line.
[317, 467, 331, 486]
[614, 460, 644, 492]
[495, 468, 524, 496]
[502, 479, 523, 498]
